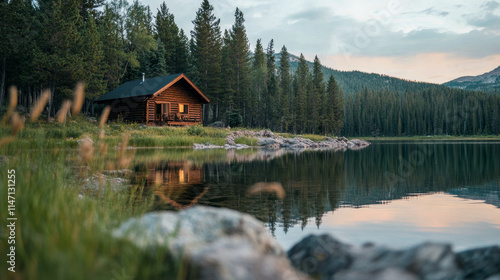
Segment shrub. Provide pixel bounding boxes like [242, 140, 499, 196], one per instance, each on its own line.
[187, 125, 204, 136]
[228, 113, 242, 128]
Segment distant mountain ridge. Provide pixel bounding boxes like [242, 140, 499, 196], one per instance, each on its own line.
[444, 66, 500, 93]
[276, 53, 441, 95]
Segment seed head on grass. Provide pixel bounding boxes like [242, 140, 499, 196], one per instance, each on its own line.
[0, 136, 15, 148]
[30, 90, 51, 122]
[100, 106, 111, 129]
[78, 137, 94, 164]
[72, 82, 85, 115]
[247, 182, 286, 199]
[57, 100, 72, 123]
[11, 112, 24, 135]
[1, 86, 18, 124]
[117, 133, 134, 169]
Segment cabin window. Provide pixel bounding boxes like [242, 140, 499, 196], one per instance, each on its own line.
[156, 103, 169, 121]
[179, 104, 189, 114]
[179, 169, 185, 183]
[162, 103, 169, 115]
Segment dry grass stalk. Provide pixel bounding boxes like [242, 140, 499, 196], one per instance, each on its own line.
[99, 106, 110, 129]
[11, 112, 24, 135]
[247, 182, 286, 199]
[117, 133, 134, 169]
[56, 100, 72, 123]
[0, 136, 15, 148]
[99, 129, 105, 140]
[1, 86, 18, 123]
[30, 90, 51, 122]
[99, 142, 108, 156]
[78, 136, 94, 164]
[72, 82, 85, 115]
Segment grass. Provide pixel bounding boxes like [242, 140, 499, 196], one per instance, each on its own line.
[0, 118, 230, 149]
[0, 95, 201, 279]
[234, 136, 258, 146]
[0, 135, 196, 280]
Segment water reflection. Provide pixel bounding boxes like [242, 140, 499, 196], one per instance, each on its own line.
[133, 143, 500, 249]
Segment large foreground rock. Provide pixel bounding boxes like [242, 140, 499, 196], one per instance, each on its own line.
[456, 246, 500, 279]
[113, 206, 308, 280]
[288, 234, 471, 280]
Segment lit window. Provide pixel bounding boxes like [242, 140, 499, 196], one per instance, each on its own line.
[179, 169, 185, 183]
[179, 104, 189, 114]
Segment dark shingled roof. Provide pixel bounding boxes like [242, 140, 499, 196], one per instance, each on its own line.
[96, 73, 183, 102]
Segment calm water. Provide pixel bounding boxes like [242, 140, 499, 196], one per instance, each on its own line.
[134, 142, 500, 251]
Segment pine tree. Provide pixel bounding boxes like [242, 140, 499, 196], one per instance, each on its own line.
[220, 30, 235, 122]
[266, 39, 278, 130]
[98, 2, 126, 91]
[191, 0, 222, 123]
[295, 54, 309, 133]
[155, 2, 179, 73]
[250, 39, 266, 127]
[173, 29, 190, 73]
[229, 8, 251, 125]
[311, 56, 324, 133]
[82, 16, 106, 113]
[123, 0, 157, 81]
[326, 75, 342, 135]
[35, 0, 86, 118]
[278, 46, 291, 131]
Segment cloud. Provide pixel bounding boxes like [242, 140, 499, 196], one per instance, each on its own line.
[286, 7, 335, 23]
[482, 0, 500, 11]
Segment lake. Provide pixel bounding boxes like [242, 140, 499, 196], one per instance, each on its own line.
[133, 142, 500, 251]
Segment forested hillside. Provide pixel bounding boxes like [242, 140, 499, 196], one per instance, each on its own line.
[1, 0, 499, 137]
[275, 53, 440, 96]
[444, 66, 500, 93]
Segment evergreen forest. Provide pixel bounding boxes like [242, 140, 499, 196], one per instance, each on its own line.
[1, 0, 499, 136]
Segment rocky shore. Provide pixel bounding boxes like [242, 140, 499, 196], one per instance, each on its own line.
[114, 206, 500, 280]
[194, 130, 370, 151]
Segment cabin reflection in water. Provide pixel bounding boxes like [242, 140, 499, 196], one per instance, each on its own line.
[142, 161, 208, 210]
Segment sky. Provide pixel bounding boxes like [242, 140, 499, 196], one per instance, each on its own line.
[139, 0, 500, 84]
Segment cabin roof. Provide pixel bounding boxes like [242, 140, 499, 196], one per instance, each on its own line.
[96, 73, 210, 103]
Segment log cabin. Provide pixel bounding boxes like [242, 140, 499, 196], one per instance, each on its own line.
[95, 73, 210, 126]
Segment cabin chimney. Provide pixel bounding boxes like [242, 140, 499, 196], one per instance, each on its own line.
[142, 73, 145, 82]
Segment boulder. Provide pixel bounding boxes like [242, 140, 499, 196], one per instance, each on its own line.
[457, 246, 500, 280]
[208, 121, 225, 128]
[288, 234, 462, 280]
[113, 206, 307, 280]
[288, 234, 353, 279]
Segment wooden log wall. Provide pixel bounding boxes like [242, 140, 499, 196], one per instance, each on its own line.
[147, 80, 205, 123]
[106, 97, 147, 122]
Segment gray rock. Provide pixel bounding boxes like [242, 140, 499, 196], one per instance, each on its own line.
[288, 235, 462, 280]
[226, 136, 236, 145]
[350, 242, 461, 280]
[457, 246, 500, 280]
[113, 206, 305, 280]
[257, 137, 279, 146]
[288, 234, 353, 279]
[335, 268, 419, 280]
[193, 239, 308, 280]
[208, 121, 225, 128]
[114, 206, 284, 256]
[338, 136, 348, 142]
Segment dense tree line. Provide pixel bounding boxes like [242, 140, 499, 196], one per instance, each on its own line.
[1, 0, 498, 136]
[343, 87, 500, 136]
[0, 0, 342, 134]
